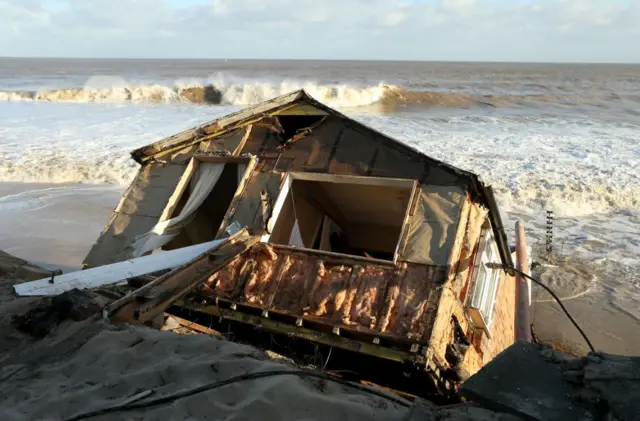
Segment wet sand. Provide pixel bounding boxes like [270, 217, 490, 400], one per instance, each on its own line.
[0, 182, 124, 271]
[0, 182, 638, 356]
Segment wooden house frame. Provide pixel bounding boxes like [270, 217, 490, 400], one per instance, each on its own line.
[83, 90, 517, 396]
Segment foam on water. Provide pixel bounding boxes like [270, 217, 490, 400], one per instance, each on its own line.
[1, 101, 638, 216]
[2, 74, 638, 110]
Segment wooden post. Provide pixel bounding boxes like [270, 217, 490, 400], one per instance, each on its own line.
[515, 221, 532, 342]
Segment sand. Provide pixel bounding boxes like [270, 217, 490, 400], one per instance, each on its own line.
[0, 183, 123, 271]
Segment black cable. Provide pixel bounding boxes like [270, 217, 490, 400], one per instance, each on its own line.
[63, 369, 411, 421]
[491, 264, 596, 353]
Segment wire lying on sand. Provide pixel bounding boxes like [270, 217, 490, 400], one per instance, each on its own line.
[63, 369, 412, 421]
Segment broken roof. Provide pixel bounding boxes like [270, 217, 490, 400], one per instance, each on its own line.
[129, 89, 513, 267]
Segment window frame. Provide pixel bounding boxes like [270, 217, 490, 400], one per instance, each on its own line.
[261, 172, 419, 263]
[467, 226, 502, 337]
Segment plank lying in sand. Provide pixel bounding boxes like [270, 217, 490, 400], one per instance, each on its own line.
[13, 239, 226, 297]
[104, 230, 258, 326]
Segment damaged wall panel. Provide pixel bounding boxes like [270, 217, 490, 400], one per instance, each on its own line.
[400, 185, 466, 266]
[83, 162, 187, 268]
[328, 127, 377, 175]
[83, 212, 160, 268]
[370, 143, 424, 180]
[268, 117, 344, 171]
[198, 127, 246, 154]
[306, 262, 353, 318]
[216, 171, 284, 237]
[377, 264, 447, 341]
[348, 265, 394, 330]
[195, 245, 445, 343]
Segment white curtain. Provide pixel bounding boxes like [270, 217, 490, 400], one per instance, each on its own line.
[129, 163, 226, 258]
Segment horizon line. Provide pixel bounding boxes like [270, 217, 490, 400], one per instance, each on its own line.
[2, 56, 639, 66]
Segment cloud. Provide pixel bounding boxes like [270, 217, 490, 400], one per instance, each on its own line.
[0, 0, 639, 62]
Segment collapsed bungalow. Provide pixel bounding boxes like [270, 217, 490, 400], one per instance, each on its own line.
[83, 89, 517, 397]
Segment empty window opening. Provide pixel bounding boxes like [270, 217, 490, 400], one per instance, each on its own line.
[267, 175, 415, 261]
[163, 163, 241, 251]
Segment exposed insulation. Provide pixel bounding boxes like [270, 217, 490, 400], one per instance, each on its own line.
[347, 266, 393, 329]
[243, 244, 279, 306]
[379, 264, 446, 340]
[305, 262, 353, 317]
[201, 253, 246, 298]
[270, 255, 318, 314]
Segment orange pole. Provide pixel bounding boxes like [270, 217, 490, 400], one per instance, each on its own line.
[515, 221, 532, 342]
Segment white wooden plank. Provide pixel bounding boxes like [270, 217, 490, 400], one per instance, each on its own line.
[14, 239, 225, 297]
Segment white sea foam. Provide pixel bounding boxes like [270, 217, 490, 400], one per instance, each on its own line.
[0, 75, 391, 108]
[1, 102, 639, 218]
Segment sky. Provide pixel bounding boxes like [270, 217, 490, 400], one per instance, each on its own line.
[1, 0, 639, 63]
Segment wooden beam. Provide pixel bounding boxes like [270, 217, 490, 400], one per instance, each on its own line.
[158, 157, 198, 222]
[193, 155, 252, 164]
[232, 125, 253, 156]
[214, 157, 259, 239]
[163, 313, 223, 337]
[270, 244, 395, 267]
[104, 230, 259, 325]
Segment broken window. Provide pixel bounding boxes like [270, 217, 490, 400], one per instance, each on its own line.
[467, 228, 501, 334]
[264, 173, 417, 261]
[131, 156, 254, 255]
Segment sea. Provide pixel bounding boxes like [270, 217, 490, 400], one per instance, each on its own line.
[0, 58, 638, 354]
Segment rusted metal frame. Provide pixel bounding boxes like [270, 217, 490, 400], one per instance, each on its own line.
[182, 302, 424, 365]
[104, 230, 257, 325]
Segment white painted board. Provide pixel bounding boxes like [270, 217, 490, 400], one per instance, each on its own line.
[14, 239, 225, 297]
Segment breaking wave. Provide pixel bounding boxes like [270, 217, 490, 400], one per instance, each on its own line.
[0, 80, 624, 109]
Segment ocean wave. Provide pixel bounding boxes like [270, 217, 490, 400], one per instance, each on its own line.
[1, 154, 638, 217]
[0, 80, 625, 109]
